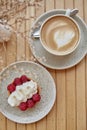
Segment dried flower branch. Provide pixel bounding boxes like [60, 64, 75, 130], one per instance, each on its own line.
[0, 0, 43, 66]
[0, 0, 42, 20]
[0, 0, 43, 43]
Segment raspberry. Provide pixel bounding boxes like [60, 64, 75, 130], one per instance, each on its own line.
[19, 102, 27, 111]
[32, 93, 41, 102]
[7, 83, 16, 93]
[20, 75, 30, 83]
[27, 99, 35, 108]
[13, 78, 22, 86]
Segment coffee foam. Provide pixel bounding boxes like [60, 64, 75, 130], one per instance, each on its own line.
[54, 25, 75, 49]
[41, 16, 79, 54]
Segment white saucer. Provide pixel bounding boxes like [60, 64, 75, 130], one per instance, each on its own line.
[30, 9, 87, 70]
[0, 61, 56, 124]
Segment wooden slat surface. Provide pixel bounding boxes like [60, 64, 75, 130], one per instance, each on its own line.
[0, 0, 87, 130]
[65, 1, 76, 130]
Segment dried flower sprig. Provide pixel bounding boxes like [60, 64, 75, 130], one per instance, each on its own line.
[0, 0, 42, 21]
[0, 0, 43, 43]
[0, 0, 43, 64]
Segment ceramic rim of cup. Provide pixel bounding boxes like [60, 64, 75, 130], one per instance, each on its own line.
[40, 14, 81, 56]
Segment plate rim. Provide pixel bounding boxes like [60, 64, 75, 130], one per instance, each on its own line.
[30, 9, 87, 70]
[0, 61, 56, 124]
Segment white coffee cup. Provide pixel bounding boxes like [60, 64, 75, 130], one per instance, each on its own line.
[33, 9, 81, 56]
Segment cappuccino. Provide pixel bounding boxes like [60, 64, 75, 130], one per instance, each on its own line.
[40, 15, 80, 55]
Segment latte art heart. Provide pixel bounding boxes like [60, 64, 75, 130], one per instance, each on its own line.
[54, 28, 75, 48]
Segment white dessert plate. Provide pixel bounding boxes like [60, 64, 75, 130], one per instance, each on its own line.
[30, 9, 87, 69]
[0, 61, 56, 124]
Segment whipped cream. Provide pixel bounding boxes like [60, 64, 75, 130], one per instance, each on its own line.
[54, 25, 75, 48]
[8, 80, 38, 107]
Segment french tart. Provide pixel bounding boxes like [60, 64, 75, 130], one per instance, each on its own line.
[7, 75, 41, 111]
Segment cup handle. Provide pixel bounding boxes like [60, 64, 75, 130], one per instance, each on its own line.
[65, 8, 79, 17]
